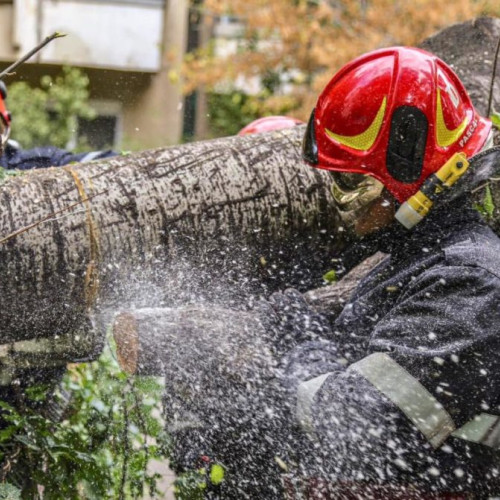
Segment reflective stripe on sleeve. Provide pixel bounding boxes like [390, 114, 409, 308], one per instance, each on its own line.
[350, 352, 456, 448]
[79, 151, 104, 163]
[453, 413, 500, 449]
[296, 373, 332, 436]
[295, 352, 499, 450]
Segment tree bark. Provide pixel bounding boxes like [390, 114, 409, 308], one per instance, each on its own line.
[0, 127, 340, 352]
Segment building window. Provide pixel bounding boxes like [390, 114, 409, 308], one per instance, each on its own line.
[77, 115, 118, 151]
[75, 100, 122, 151]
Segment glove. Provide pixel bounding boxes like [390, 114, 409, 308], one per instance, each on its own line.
[252, 288, 334, 358]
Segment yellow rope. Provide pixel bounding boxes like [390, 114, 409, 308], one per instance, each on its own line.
[65, 167, 101, 310]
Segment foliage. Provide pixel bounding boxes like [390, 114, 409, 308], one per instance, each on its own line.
[174, 464, 225, 500]
[0, 343, 169, 499]
[322, 269, 337, 283]
[490, 111, 500, 129]
[207, 91, 257, 137]
[7, 66, 96, 150]
[184, 0, 499, 125]
[207, 87, 298, 137]
[474, 183, 496, 217]
[174, 469, 207, 500]
[0, 484, 21, 500]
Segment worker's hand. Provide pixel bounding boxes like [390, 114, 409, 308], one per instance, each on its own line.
[253, 288, 333, 357]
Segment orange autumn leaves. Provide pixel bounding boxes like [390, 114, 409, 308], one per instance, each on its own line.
[183, 0, 498, 121]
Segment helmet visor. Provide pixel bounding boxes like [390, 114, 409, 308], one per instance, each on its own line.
[331, 172, 384, 208]
[302, 108, 318, 164]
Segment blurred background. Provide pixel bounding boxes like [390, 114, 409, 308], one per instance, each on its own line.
[0, 0, 498, 153]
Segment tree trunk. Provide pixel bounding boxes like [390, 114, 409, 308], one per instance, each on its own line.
[0, 127, 340, 354]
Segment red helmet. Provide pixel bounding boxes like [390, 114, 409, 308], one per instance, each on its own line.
[0, 81, 11, 152]
[238, 116, 303, 136]
[303, 47, 491, 203]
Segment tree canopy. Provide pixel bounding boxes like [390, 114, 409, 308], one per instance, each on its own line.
[184, 0, 499, 121]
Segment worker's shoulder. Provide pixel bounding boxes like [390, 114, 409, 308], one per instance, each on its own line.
[442, 223, 500, 280]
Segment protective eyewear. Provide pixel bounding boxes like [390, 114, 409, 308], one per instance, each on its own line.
[330, 171, 384, 208]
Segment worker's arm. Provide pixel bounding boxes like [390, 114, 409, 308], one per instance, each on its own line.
[284, 264, 500, 492]
[0, 142, 116, 170]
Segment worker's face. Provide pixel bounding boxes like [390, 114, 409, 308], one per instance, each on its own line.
[330, 172, 395, 237]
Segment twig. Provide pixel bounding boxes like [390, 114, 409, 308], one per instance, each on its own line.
[0, 445, 21, 482]
[487, 34, 500, 117]
[471, 181, 490, 194]
[471, 177, 500, 194]
[119, 382, 131, 500]
[0, 188, 108, 245]
[0, 33, 66, 80]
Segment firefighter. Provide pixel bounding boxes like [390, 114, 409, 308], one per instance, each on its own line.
[278, 46, 500, 498]
[0, 80, 115, 171]
[238, 115, 304, 136]
[155, 47, 500, 498]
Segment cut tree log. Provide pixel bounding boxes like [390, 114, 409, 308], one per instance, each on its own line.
[112, 251, 388, 375]
[1, 17, 500, 370]
[112, 306, 272, 377]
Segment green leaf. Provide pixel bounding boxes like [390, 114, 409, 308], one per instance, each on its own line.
[475, 184, 495, 218]
[210, 464, 225, 485]
[0, 483, 22, 500]
[483, 185, 495, 217]
[322, 269, 337, 283]
[490, 112, 500, 130]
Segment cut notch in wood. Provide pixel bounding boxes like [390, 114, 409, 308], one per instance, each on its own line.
[113, 312, 139, 375]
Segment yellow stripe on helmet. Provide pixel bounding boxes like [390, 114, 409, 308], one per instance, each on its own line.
[325, 97, 387, 151]
[436, 88, 469, 148]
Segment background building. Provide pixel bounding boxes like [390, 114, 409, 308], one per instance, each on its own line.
[0, 0, 190, 151]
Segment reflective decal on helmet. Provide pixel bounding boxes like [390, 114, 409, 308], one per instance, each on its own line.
[325, 97, 387, 151]
[436, 88, 469, 148]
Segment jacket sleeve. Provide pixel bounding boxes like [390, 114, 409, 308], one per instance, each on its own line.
[0, 146, 116, 170]
[284, 264, 500, 484]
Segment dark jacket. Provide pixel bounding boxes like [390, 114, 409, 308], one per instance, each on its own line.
[283, 204, 500, 498]
[0, 141, 115, 170]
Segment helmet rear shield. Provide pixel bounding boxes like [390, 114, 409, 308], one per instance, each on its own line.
[386, 106, 428, 184]
[238, 115, 303, 136]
